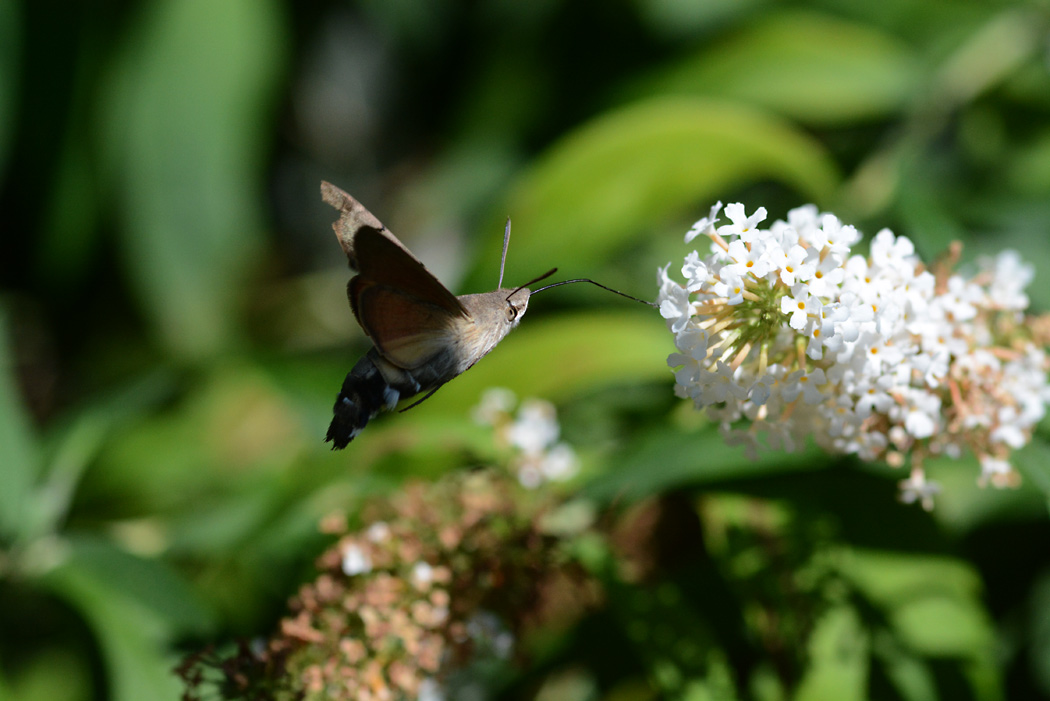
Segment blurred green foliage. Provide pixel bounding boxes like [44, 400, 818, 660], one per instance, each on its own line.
[3, 0, 1050, 699]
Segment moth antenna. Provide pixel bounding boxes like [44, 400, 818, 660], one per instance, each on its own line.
[506, 267, 558, 302]
[532, 278, 657, 307]
[498, 217, 511, 288]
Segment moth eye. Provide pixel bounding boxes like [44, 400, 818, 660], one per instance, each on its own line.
[506, 305, 517, 321]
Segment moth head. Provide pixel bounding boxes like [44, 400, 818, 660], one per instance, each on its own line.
[504, 287, 530, 328]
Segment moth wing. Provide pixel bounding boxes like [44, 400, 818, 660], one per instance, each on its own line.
[322, 181, 467, 318]
[353, 281, 471, 370]
[321, 181, 384, 269]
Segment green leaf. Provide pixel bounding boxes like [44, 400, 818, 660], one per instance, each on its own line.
[872, 642, 937, 701]
[31, 372, 175, 541]
[100, 0, 286, 358]
[584, 425, 828, 503]
[635, 11, 917, 125]
[43, 536, 213, 701]
[0, 307, 41, 543]
[794, 606, 869, 701]
[84, 363, 307, 518]
[1029, 571, 1050, 695]
[466, 97, 838, 289]
[925, 446, 1049, 534]
[838, 549, 995, 659]
[0, 647, 93, 701]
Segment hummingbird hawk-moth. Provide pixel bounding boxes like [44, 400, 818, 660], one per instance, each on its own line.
[322, 181, 550, 448]
[321, 181, 652, 448]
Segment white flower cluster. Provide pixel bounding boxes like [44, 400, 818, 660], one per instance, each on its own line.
[473, 389, 579, 489]
[658, 202, 1050, 507]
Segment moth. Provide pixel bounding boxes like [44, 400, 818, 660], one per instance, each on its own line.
[321, 182, 545, 448]
[321, 181, 651, 448]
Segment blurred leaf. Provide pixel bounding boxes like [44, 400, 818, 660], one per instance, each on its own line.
[84, 363, 310, 518]
[100, 0, 286, 358]
[926, 446, 1049, 534]
[1006, 129, 1050, 195]
[1014, 436, 1050, 503]
[839, 550, 994, 659]
[1029, 571, 1050, 695]
[466, 97, 838, 289]
[0, 647, 92, 701]
[43, 537, 213, 701]
[872, 640, 937, 701]
[0, 0, 18, 172]
[0, 308, 40, 543]
[35, 372, 175, 541]
[635, 12, 917, 125]
[636, 0, 759, 39]
[794, 606, 868, 701]
[37, 130, 102, 288]
[55, 535, 214, 635]
[932, 8, 1042, 108]
[585, 426, 826, 503]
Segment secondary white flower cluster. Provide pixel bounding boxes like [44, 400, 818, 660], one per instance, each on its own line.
[473, 389, 579, 489]
[658, 202, 1050, 508]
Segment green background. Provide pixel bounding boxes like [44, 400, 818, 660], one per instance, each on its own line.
[3, 0, 1050, 698]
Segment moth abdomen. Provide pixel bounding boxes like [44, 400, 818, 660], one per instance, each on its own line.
[326, 349, 424, 449]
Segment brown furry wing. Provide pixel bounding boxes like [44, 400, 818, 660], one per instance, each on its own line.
[352, 281, 471, 370]
[322, 181, 467, 321]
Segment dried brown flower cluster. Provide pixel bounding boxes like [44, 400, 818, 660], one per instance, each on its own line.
[180, 467, 597, 701]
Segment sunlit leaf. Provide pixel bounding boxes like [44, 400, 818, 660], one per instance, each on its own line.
[99, 0, 286, 358]
[838, 549, 994, 659]
[872, 642, 937, 701]
[633, 11, 917, 125]
[465, 97, 838, 289]
[794, 606, 868, 701]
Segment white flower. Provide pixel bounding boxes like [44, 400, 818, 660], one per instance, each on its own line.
[720, 202, 767, 242]
[711, 270, 747, 306]
[366, 521, 391, 543]
[540, 443, 579, 482]
[978, 456, 1016, 488]
[727, 239, 771, 279]
[473, 387, 516, 425]
[899, 469, 940, 511]
[771, 243, 817, 286]
[341, 543, 372, 576]
[685, 201, 723, 243]
[682, 251, 708, 291]
[781, 286, 817, 331]
[659, 200, 1050, 506]
[658, 265, 693, 333]
[508, 399, 560, 455]
[412, 561, 434, 587]
[475, 390, 579, 489]
[781, 368, 827, 404]
[419, 678, 445, 701]
[982, 250, 1032, 310]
